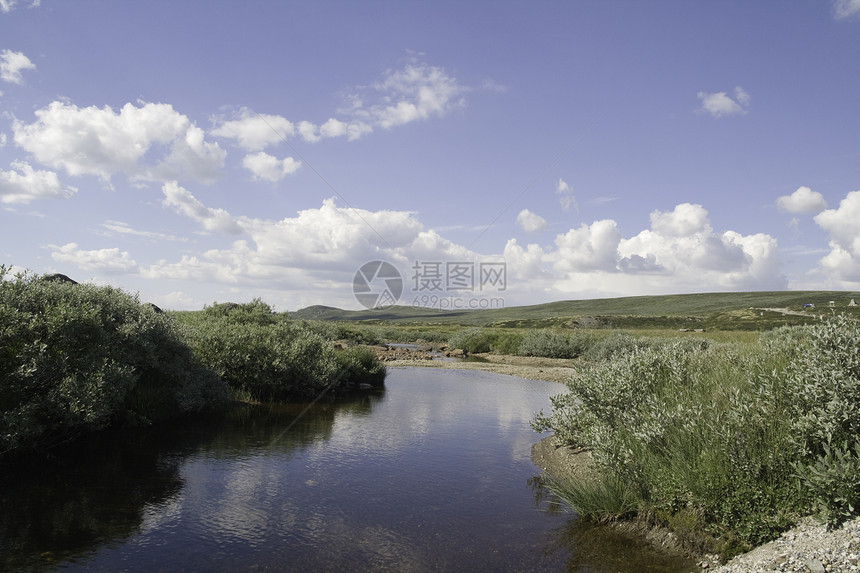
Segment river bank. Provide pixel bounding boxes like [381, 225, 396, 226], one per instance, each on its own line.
[371, 344, 576, 383]
[532, 434, 860, 571]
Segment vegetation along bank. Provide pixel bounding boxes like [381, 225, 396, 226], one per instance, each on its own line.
[531, 314, 860, 564]
[0, 267, 386, 459]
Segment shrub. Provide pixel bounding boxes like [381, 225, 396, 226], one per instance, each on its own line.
[180, 315, 388, 401]
[0, 268, 227, 457]
[447, 327, 523, 355]
[517, 329, 594, 359]
[336, 346, 387, 388]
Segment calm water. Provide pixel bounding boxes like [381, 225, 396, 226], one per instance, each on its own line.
[0, 367, 696, 572]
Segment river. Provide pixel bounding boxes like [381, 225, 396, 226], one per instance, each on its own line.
[0, 367, 696, 572]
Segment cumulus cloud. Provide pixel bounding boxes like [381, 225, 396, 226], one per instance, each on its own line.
[142, 192, 785, 308]
[161, 181, 243, 234]
[650, 203, 710, 237]
[0, 49, 36, 84]
[516, 209, 546, 232]
[13, 101, 225, 185]
[813, 190, 860, 282]
[552, 220, 623, 272]
[212, 109, 372, 148]
[143, 197, 428, 288]
[834, 0, 860, 19]
[242, 151, 301, 182]
[556, 178, 577, 211]
[50, 242, 137, 273]
[776, 186, 827, 214]
[210, 109, 295, 151]
[697, 86, 750, 117]
[0, 160, 77, 204]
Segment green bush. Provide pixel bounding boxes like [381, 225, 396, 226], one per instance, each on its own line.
[179, 314, 388, 401]
[533, 327, 824, 556]
[517, 329, 594, 359]
[0, 267, 227, 457]
[447, 327, 522, 355]
[336, 346, 387, 388]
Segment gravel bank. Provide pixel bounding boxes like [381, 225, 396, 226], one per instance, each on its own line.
[379, 351, 576, 383]
[712, 518, 860, 572]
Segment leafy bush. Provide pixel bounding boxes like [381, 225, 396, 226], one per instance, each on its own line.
[582, 331, 711, 363]
[517, 329, 595, 359]
[0, 268, 227, 457]
[793, 440, 860, 526]
[179, 314, 388, 401]
[533, 327, 823, 556]
[447, 327, 522, 355]
[336, 346, 387, 388]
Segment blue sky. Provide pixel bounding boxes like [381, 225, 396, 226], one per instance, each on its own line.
[2, 0, 860, 311]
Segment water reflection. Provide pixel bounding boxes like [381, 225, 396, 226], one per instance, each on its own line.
[0, 369, 696, 572]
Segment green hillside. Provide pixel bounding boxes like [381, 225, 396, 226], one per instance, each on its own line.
[291, 291, 860, 330]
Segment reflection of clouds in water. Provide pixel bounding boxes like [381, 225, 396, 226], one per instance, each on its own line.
[137, 495, 184, 537]
[179, 457, 301, 547]
[146, 369, 558, 560]
[321, 369, 558, 460]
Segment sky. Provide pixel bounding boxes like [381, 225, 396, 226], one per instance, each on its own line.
[2, 0, 860, 312]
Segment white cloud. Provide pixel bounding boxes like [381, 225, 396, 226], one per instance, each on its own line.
[161, 181, 243, 234]
[697, 86, 750, 117]
[649, 203, 710, 237]
[0, 160, 77, 204]
[0, 0, 39, 12]
[552, 220, 623, 272]
[813, 190, 860, 282]
[555, 178, 577, 211]
[0, 133, 6, 147]
[776, 186, 827, 214]
[349, 62, 467, 130]
[211, 109, 295, 151]
[242, 151, 301, 182]
[834, 0, 860, 19]
[13, 101, 225, 185]
[100, 220, 187, 242]
[50, 242, 137, 273]
[516, 209, 546, 232]
[141, 193, 785, 308]
[0, 49, 36, 84]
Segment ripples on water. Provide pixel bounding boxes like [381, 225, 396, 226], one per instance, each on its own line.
[0, 367, 696, 572]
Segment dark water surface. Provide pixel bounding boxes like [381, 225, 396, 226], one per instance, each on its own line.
[1, 368, 696, 572]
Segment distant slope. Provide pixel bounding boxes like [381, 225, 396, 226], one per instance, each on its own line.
[291, 291, 860, 327]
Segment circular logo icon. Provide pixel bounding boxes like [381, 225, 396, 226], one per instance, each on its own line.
[353, 261, 403, 309]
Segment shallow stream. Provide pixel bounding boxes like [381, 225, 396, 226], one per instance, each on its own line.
[0, 367, 696, 572]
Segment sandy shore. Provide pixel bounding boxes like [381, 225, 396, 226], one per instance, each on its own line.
[379, 352, 577, 384]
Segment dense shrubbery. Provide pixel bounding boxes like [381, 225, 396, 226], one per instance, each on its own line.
[517, 329, 595, 359]
[446, 327, 523, 355]
[0, 267, 228, 457]
[533, 316, 860, 557]
[1, 271, 387, 458]
[175, 301, 387, 401]
[446, 326, 711, 362]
